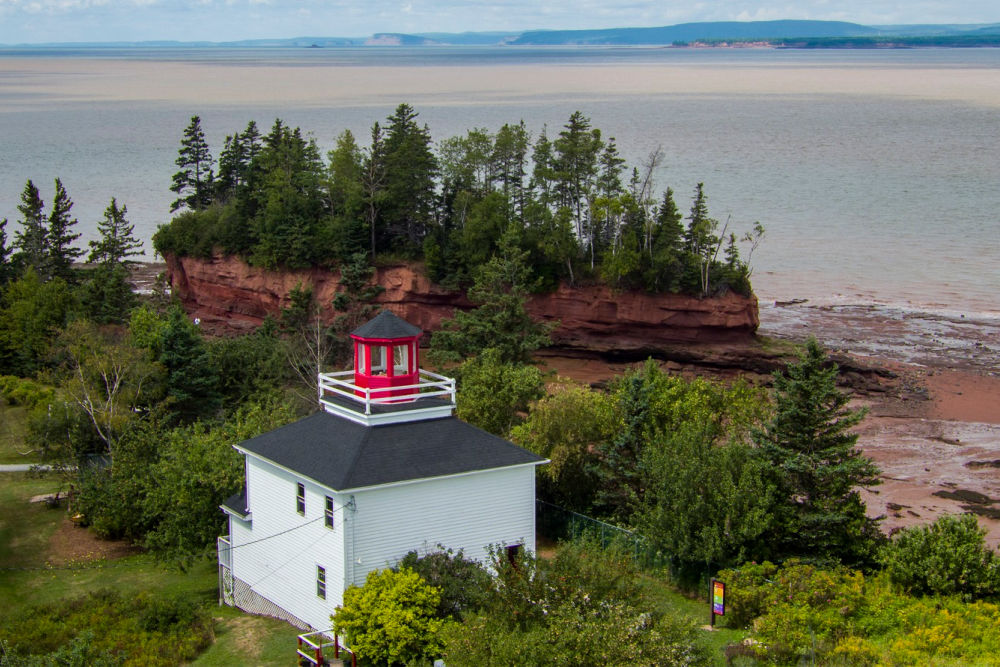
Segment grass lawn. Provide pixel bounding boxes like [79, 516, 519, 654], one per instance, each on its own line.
[193, 606, 300, 666]
[0, 470, 300, 665]
[637, 572, 748, 666]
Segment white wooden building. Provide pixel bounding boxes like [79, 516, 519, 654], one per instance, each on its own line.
[217, 310, 546, 632]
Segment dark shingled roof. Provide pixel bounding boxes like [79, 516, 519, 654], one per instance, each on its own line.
[351, 310, 422, 340]
[237, 412, 544, 491]
[222, 490, 249, 518]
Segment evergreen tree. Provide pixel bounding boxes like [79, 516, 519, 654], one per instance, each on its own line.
[45, 178, 83, 282]
[170, 115, 215, 212]
[88, 198, 144, 266]
[644, 188, 685, 291]
[326, 129, 367, 258]
[0, 218, 11, 285]
[530, 126, 557, 208]
[684, 182, 721, 296]
[492, 121, 530, 218]
[594, 367, 653, 520]
[553, 111, 603, 240]
[753, 337, 883, 566]
[431, 230, 554, 364]
[158, 306, 221, 422]
[250, 120, 328, 268]
[13, 179, 48, 279]
[361, 122, 387, 257]
[381, 104, 438, 252]
[215, 133, 246, 203]
[82, 264, 137, 325]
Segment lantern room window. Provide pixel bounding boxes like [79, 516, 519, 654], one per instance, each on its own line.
[393, 344, 409, 376]
[370, 345, 386, 375]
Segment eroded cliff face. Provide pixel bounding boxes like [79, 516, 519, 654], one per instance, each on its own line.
[165, 253, 759, 353]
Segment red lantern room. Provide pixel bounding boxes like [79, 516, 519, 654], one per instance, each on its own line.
[350, 310, 422, 401]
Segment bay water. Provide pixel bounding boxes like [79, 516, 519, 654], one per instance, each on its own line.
[1, 46, 997, 364]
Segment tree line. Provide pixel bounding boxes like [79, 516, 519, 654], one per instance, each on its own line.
[153, 106, 763, 297]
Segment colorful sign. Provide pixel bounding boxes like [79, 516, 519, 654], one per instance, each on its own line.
[712, 579, 725, 616]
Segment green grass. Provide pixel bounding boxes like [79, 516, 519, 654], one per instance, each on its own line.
[0, 470, 300, 663]
[192, 606, 300, 667]
[0, 399, 36, 464]
[0, 472, 64, 569]
[637, 572, 749, 666]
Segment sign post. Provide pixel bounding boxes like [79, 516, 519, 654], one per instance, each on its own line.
[710, 578, 725, 628]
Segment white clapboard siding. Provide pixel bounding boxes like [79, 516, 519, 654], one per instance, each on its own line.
[347, 464, 536, 586]
[231, 457, 347, 630]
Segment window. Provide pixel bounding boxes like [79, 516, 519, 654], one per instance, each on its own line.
[393, 344, 409, 375]
[317, 565, 326, 599]
[370, 345, 386, 375]
[324, 496, 334, 529]
[296, 483, 305, 515]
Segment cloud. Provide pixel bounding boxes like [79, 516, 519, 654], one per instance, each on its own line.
[1, 0, 997, 44]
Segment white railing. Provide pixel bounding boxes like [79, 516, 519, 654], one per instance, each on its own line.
[217, 535, 232, 571]
[317, 369, 456, 416]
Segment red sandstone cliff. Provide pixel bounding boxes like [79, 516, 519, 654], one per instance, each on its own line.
[165, 253, 759, 353]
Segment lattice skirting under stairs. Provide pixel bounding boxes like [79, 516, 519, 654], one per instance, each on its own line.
[219, 565, 311, 631]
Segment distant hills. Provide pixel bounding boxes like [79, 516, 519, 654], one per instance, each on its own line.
[5, 20, 1000, 48]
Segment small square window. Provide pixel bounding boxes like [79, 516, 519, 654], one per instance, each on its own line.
[296, 483, 305, 515]
[317, 565, 326, 599]
[324, 496, 334, 529]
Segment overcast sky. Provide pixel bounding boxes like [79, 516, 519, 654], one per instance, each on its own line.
[1, 0, 997, 45]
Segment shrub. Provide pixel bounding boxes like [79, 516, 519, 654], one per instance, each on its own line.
[0, 590, 213, 667]
[397, 547, 492, 620]
[331, 568, 445, 666]
[881, 513, 1000, 600]
[0, 375, 55, 408]
[716, 560, 867, 663]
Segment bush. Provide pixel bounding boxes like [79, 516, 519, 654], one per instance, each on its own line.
[716, 560, 866, 663]
[0, 589, 213, 667]
[0, 375, 56, 408]
[881, 513, 1000, 600]
[397, 547, 491, 620]
[441, 539, 708, 666]
[331, 568, 445, 666]
[716, 559, 1000, 665]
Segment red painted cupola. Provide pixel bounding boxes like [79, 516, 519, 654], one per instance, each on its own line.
[350, 310, 423, 401]
[318, 311, 455, 426]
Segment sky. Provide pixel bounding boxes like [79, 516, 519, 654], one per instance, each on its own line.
[0, 0, 997, 45]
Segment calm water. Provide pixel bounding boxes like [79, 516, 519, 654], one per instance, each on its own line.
[1, 47, 999, 352]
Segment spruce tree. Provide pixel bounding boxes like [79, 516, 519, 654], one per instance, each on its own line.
[430, 230, 553, 365]
[13, 179, 48, 278]
[170, 115, 215, 212]
[0, 218, 11, 285]
[381, 104, 438, 251]
[158, 306, 221, 422]
[88, 198, 143, 266]
[46, 178, 83, 282]
[754, 337, 883, 565]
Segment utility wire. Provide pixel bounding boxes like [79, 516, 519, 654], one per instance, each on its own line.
[0, 502, 353, 572]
